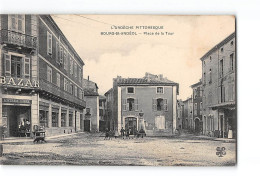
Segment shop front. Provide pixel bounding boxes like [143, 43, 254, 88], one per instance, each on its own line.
[2, 98, 32, 138]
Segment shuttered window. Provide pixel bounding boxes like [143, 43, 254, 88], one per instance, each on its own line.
[56, 73, 60, 87]
[56, 41, 60, 63]
[47, 31, 52, 55]
[4, 54, 11, 76]
[64, 50, 67, 71]
[8, 15, 25, 33]
[24, 57, 30, 77]
[60, 46, 63, 64]
[164, 99, 168, 111]
[135, 98, 139, 111]
[152, 98, 157, 111]
[122, 99, 127, 111]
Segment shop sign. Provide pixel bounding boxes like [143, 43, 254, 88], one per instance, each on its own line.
[3, 98, 32, 104]
[0, 76, 39, 88]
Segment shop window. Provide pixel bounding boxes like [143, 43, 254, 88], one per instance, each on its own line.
[52, 111, 58, 127]
[61, 113, 66, 127]
[39, 110, 48, 127]
[157, 87, 164, 94]
[69, 113, 73, 127]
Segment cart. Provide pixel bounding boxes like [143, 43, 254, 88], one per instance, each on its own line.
[33, 125, 46, 143]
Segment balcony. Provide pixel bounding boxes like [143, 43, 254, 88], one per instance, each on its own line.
[0, 29, 37, 51]
[39, 78, 86, 108]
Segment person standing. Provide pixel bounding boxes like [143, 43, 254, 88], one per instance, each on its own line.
[120, 127, 125, 139]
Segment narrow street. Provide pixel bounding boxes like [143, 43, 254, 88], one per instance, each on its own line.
[0, 133, 236, 166]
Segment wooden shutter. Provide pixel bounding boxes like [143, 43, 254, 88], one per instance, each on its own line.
[47, 31, 52, 55]
[152, 98, 157, 111]
[24, 57, 30, 77]
[164, 99, 168, 111]
[122, 99, 126, 111]
[56, 42, 59, 62]
[126, 99, 129, 111]
[135, 98, 139, 111]
[4, 54, 11, 76]
[60, 46, 63, 64]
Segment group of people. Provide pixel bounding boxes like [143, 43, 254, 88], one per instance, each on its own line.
[104, 127, 146, 140]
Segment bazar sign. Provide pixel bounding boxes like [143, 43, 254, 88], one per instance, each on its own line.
[3, 98, 32, 104]
[0, 76, 39, 88]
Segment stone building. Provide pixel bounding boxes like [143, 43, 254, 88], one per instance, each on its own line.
[182, 97, 193, 130]
[82, 78, 99, 132]
[191, 80, 203, 133]
[0, 15, 85, 138]
[201, 32, 236, 138]
[107, 73, 179, 136]
[104, 88, 113, 131]
[99, 95, 106, 132]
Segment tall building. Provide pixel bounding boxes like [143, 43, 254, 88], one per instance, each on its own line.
[108, 72, 179, 136]
[191, 80, 203, 133]
[104, 88, 114, 131]
[182, 97, 193, 130]
[0, 15, 85, 138]
[201, 32, 236, 138]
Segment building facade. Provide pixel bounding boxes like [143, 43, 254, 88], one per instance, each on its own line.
[104, 88, 114, 131]
[191, 81, 203, 133]
[109, 73, 179, 136]
[82, 78, 99, 132]
[0, 15, 85, 138]
[201, 32, 236, 138]
[99, 95, 106, 132]
[182, 97, 193, 130]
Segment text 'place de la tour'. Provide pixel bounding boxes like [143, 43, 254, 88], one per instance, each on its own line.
[0, 15, 236, 166]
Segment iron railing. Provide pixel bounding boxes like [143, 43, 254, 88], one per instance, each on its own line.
[0, 29, 37, 49]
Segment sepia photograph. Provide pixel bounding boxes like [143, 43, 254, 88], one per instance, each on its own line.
[0, 14, 236, 166]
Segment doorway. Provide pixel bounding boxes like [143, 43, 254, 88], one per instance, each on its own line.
[84, 120, 90, 132]
[195, 118, 200, 133]
[125, 117, 137, 135]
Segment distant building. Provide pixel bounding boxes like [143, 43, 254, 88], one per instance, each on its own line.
[82, 77, 99, 132]
[191, 80, 203, 133]
[104, 88, 114, 130]
[99, 95, 106, 132]
[182, 97, 193, 130]
[107, 72, 179, 136]
[176, 99, 183, 130]
[201, 32, 236, 138]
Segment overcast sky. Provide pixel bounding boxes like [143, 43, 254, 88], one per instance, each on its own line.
[52, 15, 235, 100]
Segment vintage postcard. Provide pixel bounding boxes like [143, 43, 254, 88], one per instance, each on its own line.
[0, 15, 236, 166]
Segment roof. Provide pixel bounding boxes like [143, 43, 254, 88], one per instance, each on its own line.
[200, 32, 235, 61]
[117, 78, 178, 86]
[99, 95, 106, 101]
[104, 88, 113, 96]
[191, 81, 202, 88]
[84, 89, 99, 96]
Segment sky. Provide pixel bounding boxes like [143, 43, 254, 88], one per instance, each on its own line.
[51, 15, 235, 100]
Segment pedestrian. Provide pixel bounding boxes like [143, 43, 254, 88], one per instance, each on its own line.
[104, 128, 109, 140]
[120, 127, 125, 139]
[114, 129, 119, 139]
[108, 130, 114, 140]
[126, 128, 130, 139]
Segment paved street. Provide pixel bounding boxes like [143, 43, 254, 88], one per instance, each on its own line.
[0, 133, 236, 166]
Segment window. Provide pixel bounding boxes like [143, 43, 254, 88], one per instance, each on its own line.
[209, 69, 212, 83]
[194, 88, 197, 98]
[74, 62, 77, 78]
[219, 59, 224, 78]
[194, 103, 197, 116]
[209, 56, 212, 62]
[64, 50, 67, 71]
[56, 73, 60, 87]
[127, 87, 134, 94]
[69, 113, 73, 127]
[231, 41, 234, 46]
[52, 111, 58, 127]
[221, 48, 224, 52]
[230, 53, 234, 71]
[60, 46, 63, 65]
[69, 82, 73, 94]
[70, 58, 73, 75]
[127, 98, 135, 111]
[99, 101, 102, 107]
[79, 68, 82, 83]
[47, 31, 52, 55]
[203, 72, 206, 84]
[4, 54, 11, 76]
[155, 116, 165, 130]
[75, 86, 77, 97]
[47, 65, 52, 83]
[203, 60, 205, 66]
[157, 98, 163, 111]
[157, 87, 164, 94]
[56, 41, 60, 63]
[64, 78, 68, 91]
[200, 102, 202, 110]
[8, 15, 25, 33]
[11, 55, 22, 78]
[99, 109, 104, 116]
